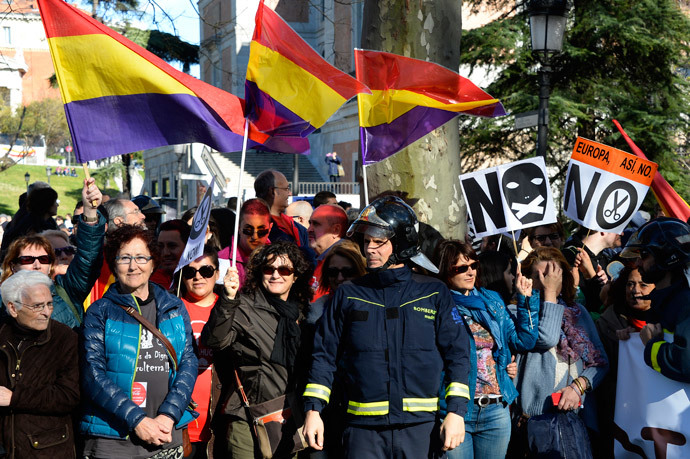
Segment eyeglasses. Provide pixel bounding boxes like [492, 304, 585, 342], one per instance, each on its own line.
[449, 262, 478, 275]
[261, 265, 295, 276]
[242, 227, 270, 238]
[273, 184, 291, 192]
[182, 265, 217, 280]
[54, 246, 76, 257]
[326, 267, 357, 278]
[17, 301, 54, 312]
[115, 255, 153, 265]
[14, 255, 51, 265]
[534, 233, 561, 243]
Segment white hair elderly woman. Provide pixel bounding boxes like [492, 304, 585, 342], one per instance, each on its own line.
[0, 270, 80, 458]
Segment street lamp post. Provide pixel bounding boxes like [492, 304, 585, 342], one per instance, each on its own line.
[46, 166, 51, 186]
[24, 172, 30, 192]
[528, 0, 568, 158]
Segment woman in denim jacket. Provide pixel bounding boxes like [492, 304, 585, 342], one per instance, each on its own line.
[436, 240, 539, 458]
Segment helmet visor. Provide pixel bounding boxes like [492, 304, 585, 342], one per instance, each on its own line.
[346, 204, 394, 239]
[620, 229, 643, 259]
[347, 222, 394, 240]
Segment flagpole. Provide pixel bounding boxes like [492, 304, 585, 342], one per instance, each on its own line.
[81, 163, 98, 207]
[231, 120, 250, 268]
[362, 164, 369, 206]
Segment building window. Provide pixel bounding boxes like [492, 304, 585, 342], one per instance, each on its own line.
[163, 177, 170, 197]
[151, 180, 158, 197]
[2, 27, 11, 45]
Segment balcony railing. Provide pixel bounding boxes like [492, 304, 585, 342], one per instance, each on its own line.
[297, 182, 359, 195]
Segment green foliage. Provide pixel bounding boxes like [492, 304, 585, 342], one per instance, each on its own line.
[0, 165, 87, 216]
[459, 0, 690, 203]
[91, 161, 125, 189]
[0, 99, 70, 156]
[122, 27, 199, 71]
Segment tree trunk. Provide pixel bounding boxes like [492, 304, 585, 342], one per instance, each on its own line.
[360, 0, 467, 242]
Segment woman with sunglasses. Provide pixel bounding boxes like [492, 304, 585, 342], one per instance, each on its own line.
[307, 239, 366, 324]
[202, 241, 312, 458]
[177, 245, 221, 458]
[80, 224, 197, 458]
[436, 240, 540, 459]
[0, 179, 105, 330]
[217, 198, 273, 290]
[40, 229, 76, 277]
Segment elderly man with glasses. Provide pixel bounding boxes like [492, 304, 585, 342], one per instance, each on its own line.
[0, 270, 80, 458]
[254, 170, 316, 267]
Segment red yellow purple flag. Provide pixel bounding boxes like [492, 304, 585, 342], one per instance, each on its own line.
[245, 0, 371, 154]
[37, 0, 268, 163]
[613, 119, 690, 221]
[355, 49, 506, 164]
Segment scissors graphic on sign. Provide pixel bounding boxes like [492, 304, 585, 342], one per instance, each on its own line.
[604, 190, 628, 220]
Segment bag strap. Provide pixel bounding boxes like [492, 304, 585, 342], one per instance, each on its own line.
[119, 296, 178, 371]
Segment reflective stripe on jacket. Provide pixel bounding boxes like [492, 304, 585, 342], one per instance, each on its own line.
[304, 266, 471, 426]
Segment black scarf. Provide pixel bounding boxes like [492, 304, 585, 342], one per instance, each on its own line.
[263, 288, 301, 369]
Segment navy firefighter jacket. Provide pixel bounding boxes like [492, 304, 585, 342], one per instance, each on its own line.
[304, 265, 471, 426]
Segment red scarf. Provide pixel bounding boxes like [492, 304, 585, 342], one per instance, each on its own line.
[629, 318, 647, 331]
[272, 214, 302, 246]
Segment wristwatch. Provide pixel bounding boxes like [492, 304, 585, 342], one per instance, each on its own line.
[81, 214, 98, 223]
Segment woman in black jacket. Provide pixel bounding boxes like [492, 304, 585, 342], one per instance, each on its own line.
[202, 241, 312, 458]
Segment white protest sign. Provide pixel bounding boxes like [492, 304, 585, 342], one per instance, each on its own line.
[174, 178, 215, 277]
[459, 157, 557, 238]
[614, 333, 690, 458]
[563, 137, 657, 234]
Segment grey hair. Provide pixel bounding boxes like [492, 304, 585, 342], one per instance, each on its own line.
[39, 229, 69, 245]
[101, 199, 130, 232]
[1, 270, 53, 311]
[254, 170, 277, 201]
[28, 181, 51, 194]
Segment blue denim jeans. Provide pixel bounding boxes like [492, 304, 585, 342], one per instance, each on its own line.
[448, 402, 511, 459]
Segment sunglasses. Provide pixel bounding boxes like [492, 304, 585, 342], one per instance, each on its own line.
[15, 255, 51, 265]
[242, 227, 270, 238]
[449, 262, 478, 275]
[182, 265, 217, 280]
[534, 233, 561, 243]
[55, 246, 77, 257]
[326, 267, 357, 278]
[261, 265, 294, 276]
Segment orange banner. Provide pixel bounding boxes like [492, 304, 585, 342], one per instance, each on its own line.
[571, 137, 657, 186]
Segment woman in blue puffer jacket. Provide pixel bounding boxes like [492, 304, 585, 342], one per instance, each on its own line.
[436, 240, 540, 459]
[80, 225, 198, 459]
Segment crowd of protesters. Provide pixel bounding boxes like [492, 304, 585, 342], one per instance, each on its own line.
[0, 168, 687, 459]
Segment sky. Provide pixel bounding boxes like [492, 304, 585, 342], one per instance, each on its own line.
[77, 0, 201, 77]
[147, 0, 201, 77]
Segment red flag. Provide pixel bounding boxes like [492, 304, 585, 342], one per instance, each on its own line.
[613, 119, 690, 221]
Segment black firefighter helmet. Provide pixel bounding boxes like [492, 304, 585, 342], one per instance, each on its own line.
[347, 196, 438, 273]
[620, 217, 690, 281]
